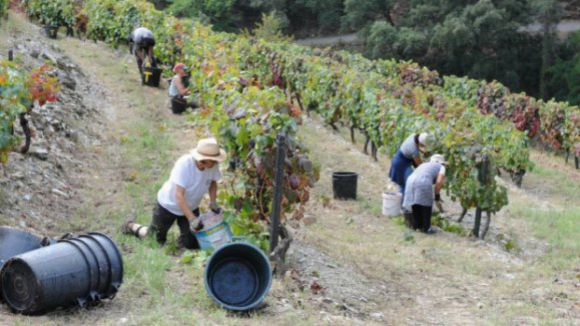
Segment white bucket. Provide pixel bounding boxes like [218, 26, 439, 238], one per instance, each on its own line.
[382, 192, 402, 216]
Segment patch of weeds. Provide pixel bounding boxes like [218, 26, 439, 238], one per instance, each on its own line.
[505, 239, 517, 252]
[358, 196, 382, 215]
[181, 250, 210, 268]
[164, 238, 179, 256]
[345, 216, 354, 225]
[402, 230, 415, 243]
[432, 214, 466, 235]
[394, 216, 405, 226]
[496, 233, 519, 253]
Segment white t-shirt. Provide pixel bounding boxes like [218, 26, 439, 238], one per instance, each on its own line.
[157, 154, 222, 216]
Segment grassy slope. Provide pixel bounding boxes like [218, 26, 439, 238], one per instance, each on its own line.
[2, 11, 580, 326]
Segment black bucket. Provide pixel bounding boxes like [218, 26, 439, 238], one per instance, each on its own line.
[332, 172, 358, 200]
[0, 232, 123, 314]
[0, 227, 43, 297]
[171, 97, 187, 114]
[204, 242, 272, 311]
[142, 66, 162, 87]
[0, 227, 42, 269]
[43, 25, 58, 39]
[42, 25, 58, 39]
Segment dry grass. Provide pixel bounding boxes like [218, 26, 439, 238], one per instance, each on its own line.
[297, 115, 580, 324]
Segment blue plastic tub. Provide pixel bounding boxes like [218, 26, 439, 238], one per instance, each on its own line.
[204, 241, 272, 311]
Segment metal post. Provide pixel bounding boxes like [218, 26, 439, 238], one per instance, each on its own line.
[8, 50, 13, 61]
[575, 156, 579, 170]
[474, 208, 481, 238]
[474, 155, 489, 238]
[269, 134, 286, 253]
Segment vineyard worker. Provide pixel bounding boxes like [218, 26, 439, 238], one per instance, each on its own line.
[128, 27, 157, 74]
[388, 133, 429, 204]
[168, 62, 198, 112]
[122, 138, 226, 249]
[402, 154, 446, 234]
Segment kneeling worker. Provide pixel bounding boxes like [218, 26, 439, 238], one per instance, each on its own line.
[122, 138, 226, 249]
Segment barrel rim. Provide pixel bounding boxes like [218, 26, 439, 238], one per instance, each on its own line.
[1, 258, 39, 313]
[204, 242, 272, 311]
[332, 171, 358, 177]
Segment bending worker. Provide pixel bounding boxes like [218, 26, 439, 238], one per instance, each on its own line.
[129, 27, 157, 75]
[388, 132, 429, 204]
[402, 154, 446, 234]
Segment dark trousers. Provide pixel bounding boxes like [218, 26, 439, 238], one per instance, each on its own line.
[135, 38, 157, 76]
[150, 203, 200, 249]
[411, 204, 433, 232]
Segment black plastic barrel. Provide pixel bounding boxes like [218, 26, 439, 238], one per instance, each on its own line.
[0, 227, 42, 269]
[204, 242, 272, 311]
[142, 66, 162, 87]
[332, 172, 358, 200]
[0, 232, 123, 314]
[0, 227, 43, 297]
[171, 97, 187, 114]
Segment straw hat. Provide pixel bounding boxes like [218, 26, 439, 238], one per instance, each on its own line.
[429, 154, 447, 165]
[190, 138, 226, 162]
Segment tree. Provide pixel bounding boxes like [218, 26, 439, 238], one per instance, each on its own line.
[166, 0, 237, 30]
[362, 0, 542, 95]
[341, 0, 398, 34]
[295, 0, 344, 33]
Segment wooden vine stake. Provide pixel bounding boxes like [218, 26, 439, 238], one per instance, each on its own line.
[565, 150, 579, 170]
[474, 155, 491, 239]
[269, 134, 293, 276]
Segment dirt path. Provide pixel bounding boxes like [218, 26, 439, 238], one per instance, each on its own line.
[295, 33, 359, 46]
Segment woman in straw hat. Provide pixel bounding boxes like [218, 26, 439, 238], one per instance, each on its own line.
[388, 133, 430, 205]
[402, 154, 446, 234]
[122, 138, 226, 249]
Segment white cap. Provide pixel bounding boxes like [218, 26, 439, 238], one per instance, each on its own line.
[429, 154, 447, 165]
[418, 133, 429, 145]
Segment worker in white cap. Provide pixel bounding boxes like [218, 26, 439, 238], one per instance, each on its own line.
[388, 133, 429, 206]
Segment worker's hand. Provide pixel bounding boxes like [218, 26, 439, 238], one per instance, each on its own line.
[210, 201, 221, 214]
[191, 218, 204, 232]
[434, 194, 444, 213]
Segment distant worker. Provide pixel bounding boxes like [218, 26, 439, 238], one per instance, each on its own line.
[128, 27, 157, 75]
[402, 154, 446, 234]
[122, 138, 226, 249]
[168, 62, 198, 114]
[388, 132, 429, 204]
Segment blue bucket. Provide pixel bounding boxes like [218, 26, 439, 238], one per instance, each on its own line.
[204, 241, 272, 311]
[194, 221, 233, 250]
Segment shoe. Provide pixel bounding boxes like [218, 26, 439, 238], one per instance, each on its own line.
[121, 215, 136, 234]
[424, 228, 436, 234]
